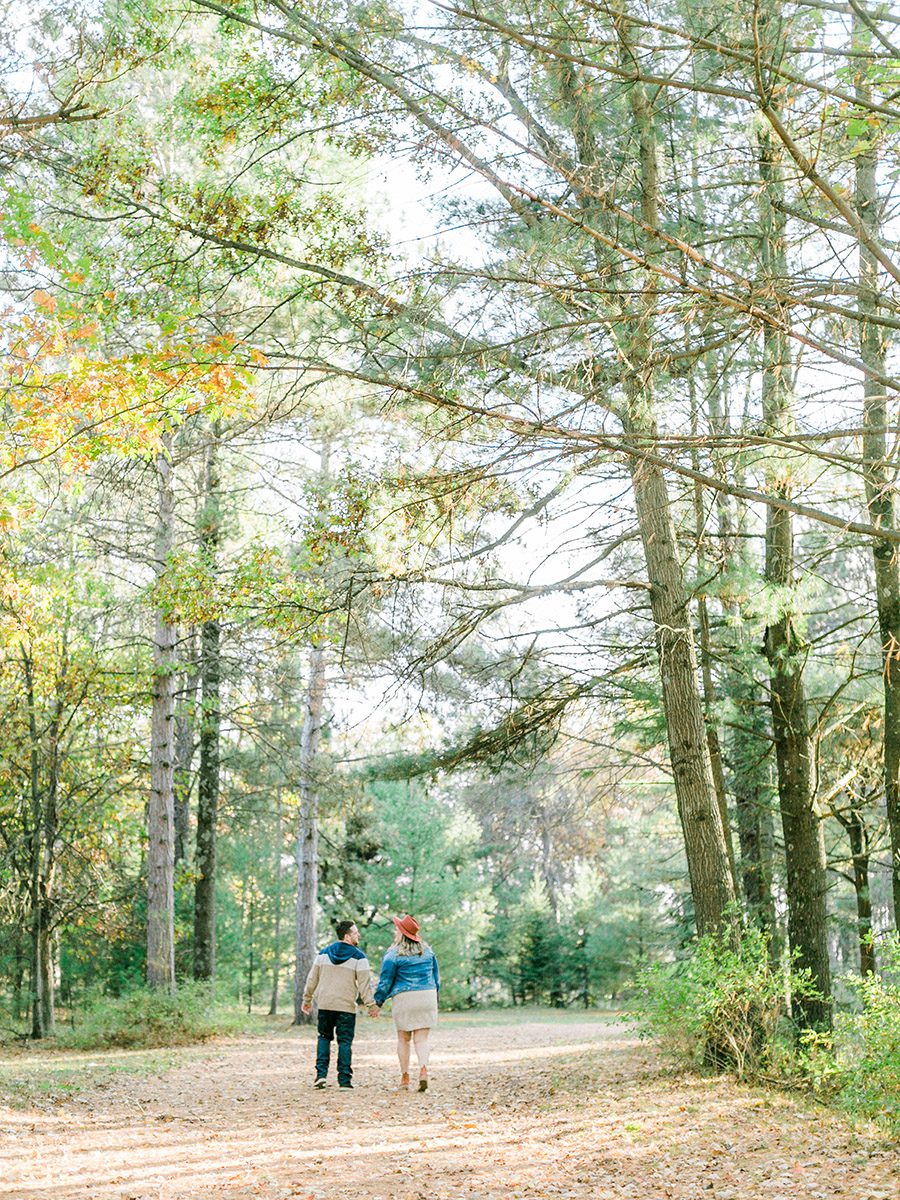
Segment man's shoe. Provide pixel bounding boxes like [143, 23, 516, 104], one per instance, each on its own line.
[339, 1081, 354, 1089]
[314, 1076, 327, 1089]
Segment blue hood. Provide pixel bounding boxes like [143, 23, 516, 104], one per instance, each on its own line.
[322, 941, 366, 964]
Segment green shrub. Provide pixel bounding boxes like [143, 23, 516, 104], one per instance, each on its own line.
[60, 983, 249, 1050]
[631, 927, 900, 1136]
[630, 926, 813, 1079]
[834, 935, 900, 1134]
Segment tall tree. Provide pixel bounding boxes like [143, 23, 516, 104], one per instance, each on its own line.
[147, 437, 177, 992]
[22, 637, 58, 1038]
[269, 786, 285, 1015]
[194, 427, 223, 981]
[756, 12, 831, 1028]
[835, 804, 876, 978]
[292, 642, 327, 1024]
[853, 10, 900, 929]
[173, 629, 198, 868]
[616, 12, 737, 934]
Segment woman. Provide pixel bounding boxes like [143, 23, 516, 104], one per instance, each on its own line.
[373, 914, 440, 1091]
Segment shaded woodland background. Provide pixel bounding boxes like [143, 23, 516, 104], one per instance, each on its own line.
[2, 1, 900, 1119]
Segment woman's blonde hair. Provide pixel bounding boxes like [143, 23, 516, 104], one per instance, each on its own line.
[393, 931, 428, 956]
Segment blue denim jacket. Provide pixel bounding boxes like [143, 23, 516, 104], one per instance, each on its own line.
[374, 946, 440, 1006]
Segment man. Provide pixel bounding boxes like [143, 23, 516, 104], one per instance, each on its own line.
[301, 919, 378, 1089]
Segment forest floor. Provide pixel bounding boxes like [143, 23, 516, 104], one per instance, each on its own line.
[0, 1010, 897, 1200]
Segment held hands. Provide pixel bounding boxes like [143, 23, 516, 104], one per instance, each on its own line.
[368, 1005, 380, 1018]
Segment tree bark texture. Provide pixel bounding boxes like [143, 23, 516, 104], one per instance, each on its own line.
[616, 18, 737, 935]
[839, 810, 876, 977]
[293, 644, 327, 1025]
[698, 591, 736, 889]
[147, 442, 177, 992]
[689, 391, 739, 900]
[36, 925, 55, 1036]
[628, 451, 738, 934]
[701, 348, 780, 942]
[22, 645, 57, 1038]
[758, 123, 832, 1030]
[269, 788, 283, 1016]
[194, 433, 222, 982]
[173, 629, 199, 868]
[731, 678, 778, 939]
[854, 14, 900, 929]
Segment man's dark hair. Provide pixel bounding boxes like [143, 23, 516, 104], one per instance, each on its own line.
[336, 920, 356, 940]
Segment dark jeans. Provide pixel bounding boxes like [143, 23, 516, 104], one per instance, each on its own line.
[316, 1009, 356, 1084]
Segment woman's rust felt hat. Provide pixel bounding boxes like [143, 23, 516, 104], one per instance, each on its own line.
[392, 914, 421, 942]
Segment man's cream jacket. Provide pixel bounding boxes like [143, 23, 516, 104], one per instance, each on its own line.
[303, 942, 375, 1013]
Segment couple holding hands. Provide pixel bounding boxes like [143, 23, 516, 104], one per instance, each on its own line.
[301, 913, 439, 1092]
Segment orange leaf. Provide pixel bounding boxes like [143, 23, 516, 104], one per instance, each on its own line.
[33, 290, 57, 313]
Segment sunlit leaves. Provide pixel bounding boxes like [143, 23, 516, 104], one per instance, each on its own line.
[1, 290, 258, 500]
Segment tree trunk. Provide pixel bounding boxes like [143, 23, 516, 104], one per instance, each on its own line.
[840, 810, 876, 977]
[269, 787, 283, 1016]
[30, 902, 54, 1039]
[194, 431, 222, 982]
[689, 385, 739, 899]
[699, 346, 780, 943]
[766, 630, 831, 1028]
[732, 678, 778, 939]
[628, 454, 738, 934]
[758, 122, 832, 1030]
[616, 17, 737, 935]
[13, 924, 26, 1022]
[193, 618, 220, 980]
[22, 646, 56, 1039]
[148, 440, 177, 992]
[292, 644, 327, 1024]
[173, 629, 199, 868]
[697, 591, 735, 885]
[38, 921, 55, 1036]
[247, 889, 255, 1014]
[853, 14, 900, 930]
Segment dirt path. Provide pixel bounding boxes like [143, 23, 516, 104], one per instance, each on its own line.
[0, 1013, 896, 1200]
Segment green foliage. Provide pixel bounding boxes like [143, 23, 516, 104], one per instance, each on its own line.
[514, 905, 564, 1005]
[59, 983, 249, 1050]
[581, 893, 687, 1004]
[833, 936, 900, 1134]
[630, 930, 900, 1136]
[475, 878, 669, 1010]
[357, 781, 491, 1009]
[480, 883, 568, 1007]
[610, 678, 667, 748]
[630, 928, 812, 1079]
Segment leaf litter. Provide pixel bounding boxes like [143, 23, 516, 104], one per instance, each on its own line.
[0, 1014, 896, 1199]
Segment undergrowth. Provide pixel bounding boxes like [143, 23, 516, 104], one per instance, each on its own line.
[630, 928, 900, 1137]
[58, 983, 251, 1049]
[831, 936, 900, 1133]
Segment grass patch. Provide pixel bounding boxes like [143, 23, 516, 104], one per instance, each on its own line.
[438, 1006, 623, 1028]
[0, 1047, 184, 1108]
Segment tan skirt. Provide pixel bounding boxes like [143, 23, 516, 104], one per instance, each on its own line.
[391, 988, 438, 1032]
